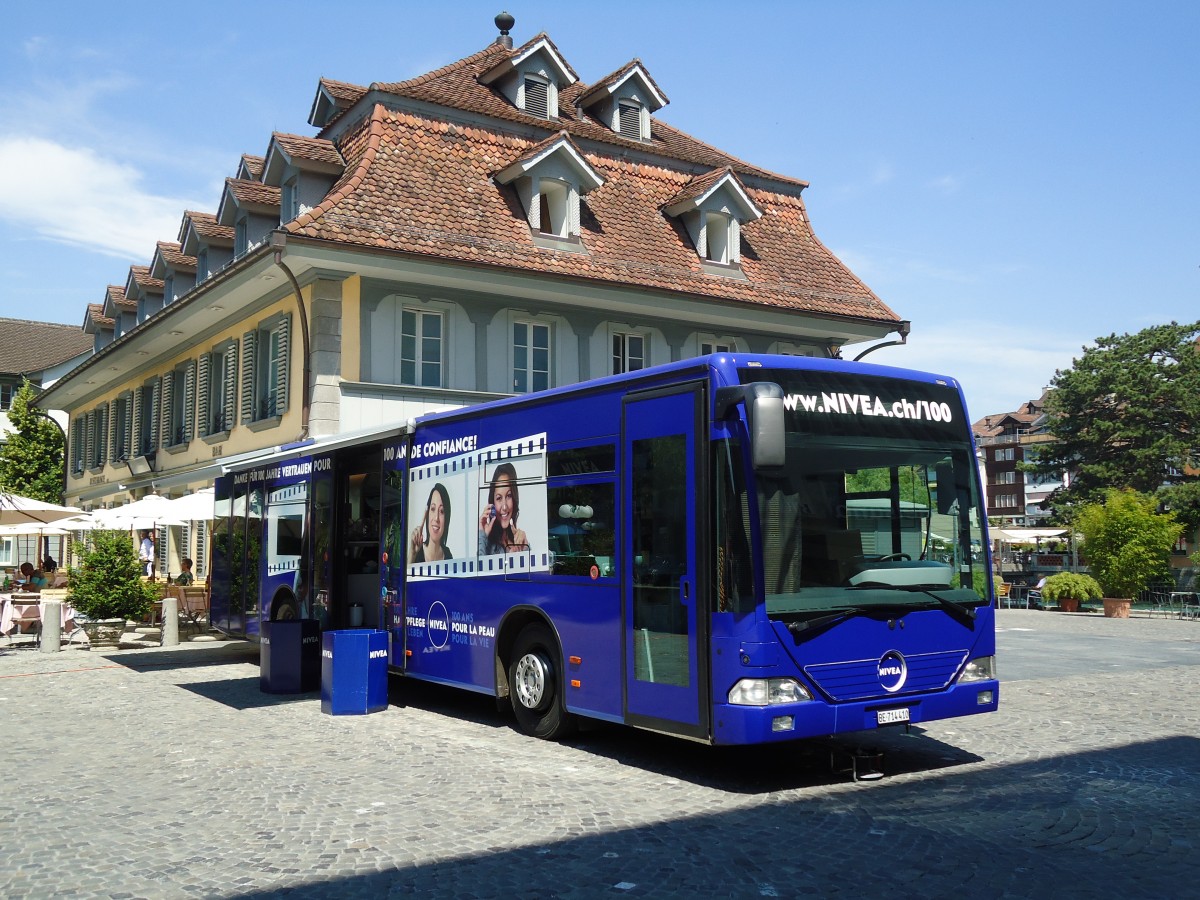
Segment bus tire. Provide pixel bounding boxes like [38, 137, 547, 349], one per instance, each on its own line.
[509, 624, 574, 740]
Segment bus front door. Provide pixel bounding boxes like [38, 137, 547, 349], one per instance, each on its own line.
[622, 384, 708, 739]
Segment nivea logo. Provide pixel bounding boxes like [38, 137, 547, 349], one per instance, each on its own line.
[302, 636, 318, 644]
[878, 650, 907, 693]
[369, 649, 387, 659]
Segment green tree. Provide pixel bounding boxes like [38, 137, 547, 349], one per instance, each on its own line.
[1031, 322, 1200, 527]
[0, 380, 66, 503]
[68, 529, 158, 621]
[1076, 489, 1182, 599]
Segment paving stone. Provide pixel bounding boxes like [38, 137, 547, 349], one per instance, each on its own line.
[0, 611, 1198, 897]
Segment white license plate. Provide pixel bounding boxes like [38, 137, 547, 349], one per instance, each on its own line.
[877, 707, 910, 726]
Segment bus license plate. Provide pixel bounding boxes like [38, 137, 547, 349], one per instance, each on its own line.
[877, 707, 910, 726]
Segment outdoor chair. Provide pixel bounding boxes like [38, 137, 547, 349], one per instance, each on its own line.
[178, 586, 209, 636]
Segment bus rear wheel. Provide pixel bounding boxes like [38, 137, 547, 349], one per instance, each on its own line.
[509, 624, 574, 740]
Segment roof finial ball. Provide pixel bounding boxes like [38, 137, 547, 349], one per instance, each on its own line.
[495, 11, 515, 49]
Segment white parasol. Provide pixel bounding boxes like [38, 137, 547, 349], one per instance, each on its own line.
[164, 488, 215, 522]
[93, 494, 188, 530]
[0, 493, 85, 527]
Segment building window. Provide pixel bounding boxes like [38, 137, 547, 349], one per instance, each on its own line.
[524, 75, 549, 118]
[242, 316, 290, 423]
[89, 404, 107, 470]
[71, 418, 85, 475]
[700, 339, 736, 356]
[201, 342, 236, 436]
[0, 383, 13, 410]
[994, 447, 1015, 462]
[282, 176, 299, 222]
[137, 379, 159, 455]
[513, 321, 551, 393]
[995, 471, 1016, 484]
[235, 218, 248, 257]
[537, 179, 570, 237]
[166, 362, 195, 446]
[401, 308, 443, 387]
[705, 212, 732, 263]
[612, 332, 647, 375]
[112, 395, 131, 462]
[163, 275, 175, 305]
[196, 249, 209, 284]
[995, 494, 1018, 509]
[617, 100, 643, 140]
[0, 537, 12, 567]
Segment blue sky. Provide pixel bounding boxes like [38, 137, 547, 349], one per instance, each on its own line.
[1, 1, 1196, 419]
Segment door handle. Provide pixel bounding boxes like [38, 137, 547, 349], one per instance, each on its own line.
[680, 577, 692, 603]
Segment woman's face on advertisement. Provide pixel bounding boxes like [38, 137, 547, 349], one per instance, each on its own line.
[427, 491, 446, 543]
[492, 477, 515, 526]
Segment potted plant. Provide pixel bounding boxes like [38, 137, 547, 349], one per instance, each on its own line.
[68, 530, 159, 648]
[1077, 489, 1182, 618]
[1039, 572, 1102, 613]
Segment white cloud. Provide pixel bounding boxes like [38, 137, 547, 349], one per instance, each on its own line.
[925, 173, 964, 193]
[857, 319, 1091, 419]
[0, 136, 205, 259]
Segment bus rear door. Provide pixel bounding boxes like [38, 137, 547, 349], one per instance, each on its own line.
[622, 383, 709, 739]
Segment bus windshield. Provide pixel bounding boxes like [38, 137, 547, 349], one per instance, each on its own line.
[748, 369, 987, 619]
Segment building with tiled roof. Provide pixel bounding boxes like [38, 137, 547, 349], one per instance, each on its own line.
[972, 391, 1059, 526]
[39, 15, 910, 573]
[0, 317, 92, 441]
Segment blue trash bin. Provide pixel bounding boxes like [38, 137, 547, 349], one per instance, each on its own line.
[321, 629, 389, 715]
[260, 619, 321, 694]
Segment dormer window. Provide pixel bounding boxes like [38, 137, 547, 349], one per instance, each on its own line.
[235, 219, 248, 256]
[524, 75, 550, 118]
[579, 61, 668, 143]
[478, 36, 577, 120]
[617, 100, 644, 140]
[495, 132, 603, 248]
[663, 168, 763, 271]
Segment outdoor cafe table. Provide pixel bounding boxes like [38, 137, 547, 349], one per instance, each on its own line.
[0, 593, 77, 643]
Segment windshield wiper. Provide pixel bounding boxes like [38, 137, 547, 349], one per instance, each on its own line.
[845, 584, 977, 627]
[786, 606, 870, 642]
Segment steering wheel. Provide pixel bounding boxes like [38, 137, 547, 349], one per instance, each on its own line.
[876, 553, 911, 562]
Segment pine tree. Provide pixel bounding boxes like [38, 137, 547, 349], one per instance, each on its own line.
[0, 380, 66, 503]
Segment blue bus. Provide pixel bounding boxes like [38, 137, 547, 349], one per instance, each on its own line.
[211, 354, 998, 743]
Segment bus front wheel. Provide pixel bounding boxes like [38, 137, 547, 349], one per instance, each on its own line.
[509, 624, 574, 740]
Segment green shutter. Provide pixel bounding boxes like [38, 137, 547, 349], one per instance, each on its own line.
[196, 354, 210, 438]
[241, 330, 256, 423]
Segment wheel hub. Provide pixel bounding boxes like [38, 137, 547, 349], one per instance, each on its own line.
[514, 652, 550, 709]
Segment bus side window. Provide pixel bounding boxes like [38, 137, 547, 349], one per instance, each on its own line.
[547, 482, 615, 577]
[716, 439, 755, 615]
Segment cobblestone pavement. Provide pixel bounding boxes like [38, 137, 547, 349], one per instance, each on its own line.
[1, 610, 1198, 898]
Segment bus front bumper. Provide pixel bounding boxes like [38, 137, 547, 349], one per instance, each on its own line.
[711, 679, 1000, 745]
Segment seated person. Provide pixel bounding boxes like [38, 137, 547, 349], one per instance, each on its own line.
[42, 554, 58, 573]
[174, 558, 196, 586]
[17, 562, 47, 591]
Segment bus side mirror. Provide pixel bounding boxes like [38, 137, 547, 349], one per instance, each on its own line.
[749, 385, 786, 469]
[715, 383, 786, 469]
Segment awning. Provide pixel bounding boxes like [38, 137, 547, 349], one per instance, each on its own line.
[990, 527, 1067, 544]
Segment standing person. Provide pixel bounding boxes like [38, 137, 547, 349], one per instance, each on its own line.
[478, 463, 528, 554]
[410, 483, 453, 562]
[138, 530, 156, 578]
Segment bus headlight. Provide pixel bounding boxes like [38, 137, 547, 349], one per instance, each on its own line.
[959, 656, 996, 682]
[727, 678, 812, 706]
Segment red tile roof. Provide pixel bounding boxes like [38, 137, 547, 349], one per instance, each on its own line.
[181, 210, 235, 245]
[104, 284, 136, 314]
[269, 132, 344, 168]
[225, 177, 281, 209]
[368, 40, 805, 188]
[0, 318, 93, 375]
[288, 104, 894, 323]
[240, 154, 265, 179]
[155, 241, 197, 272]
